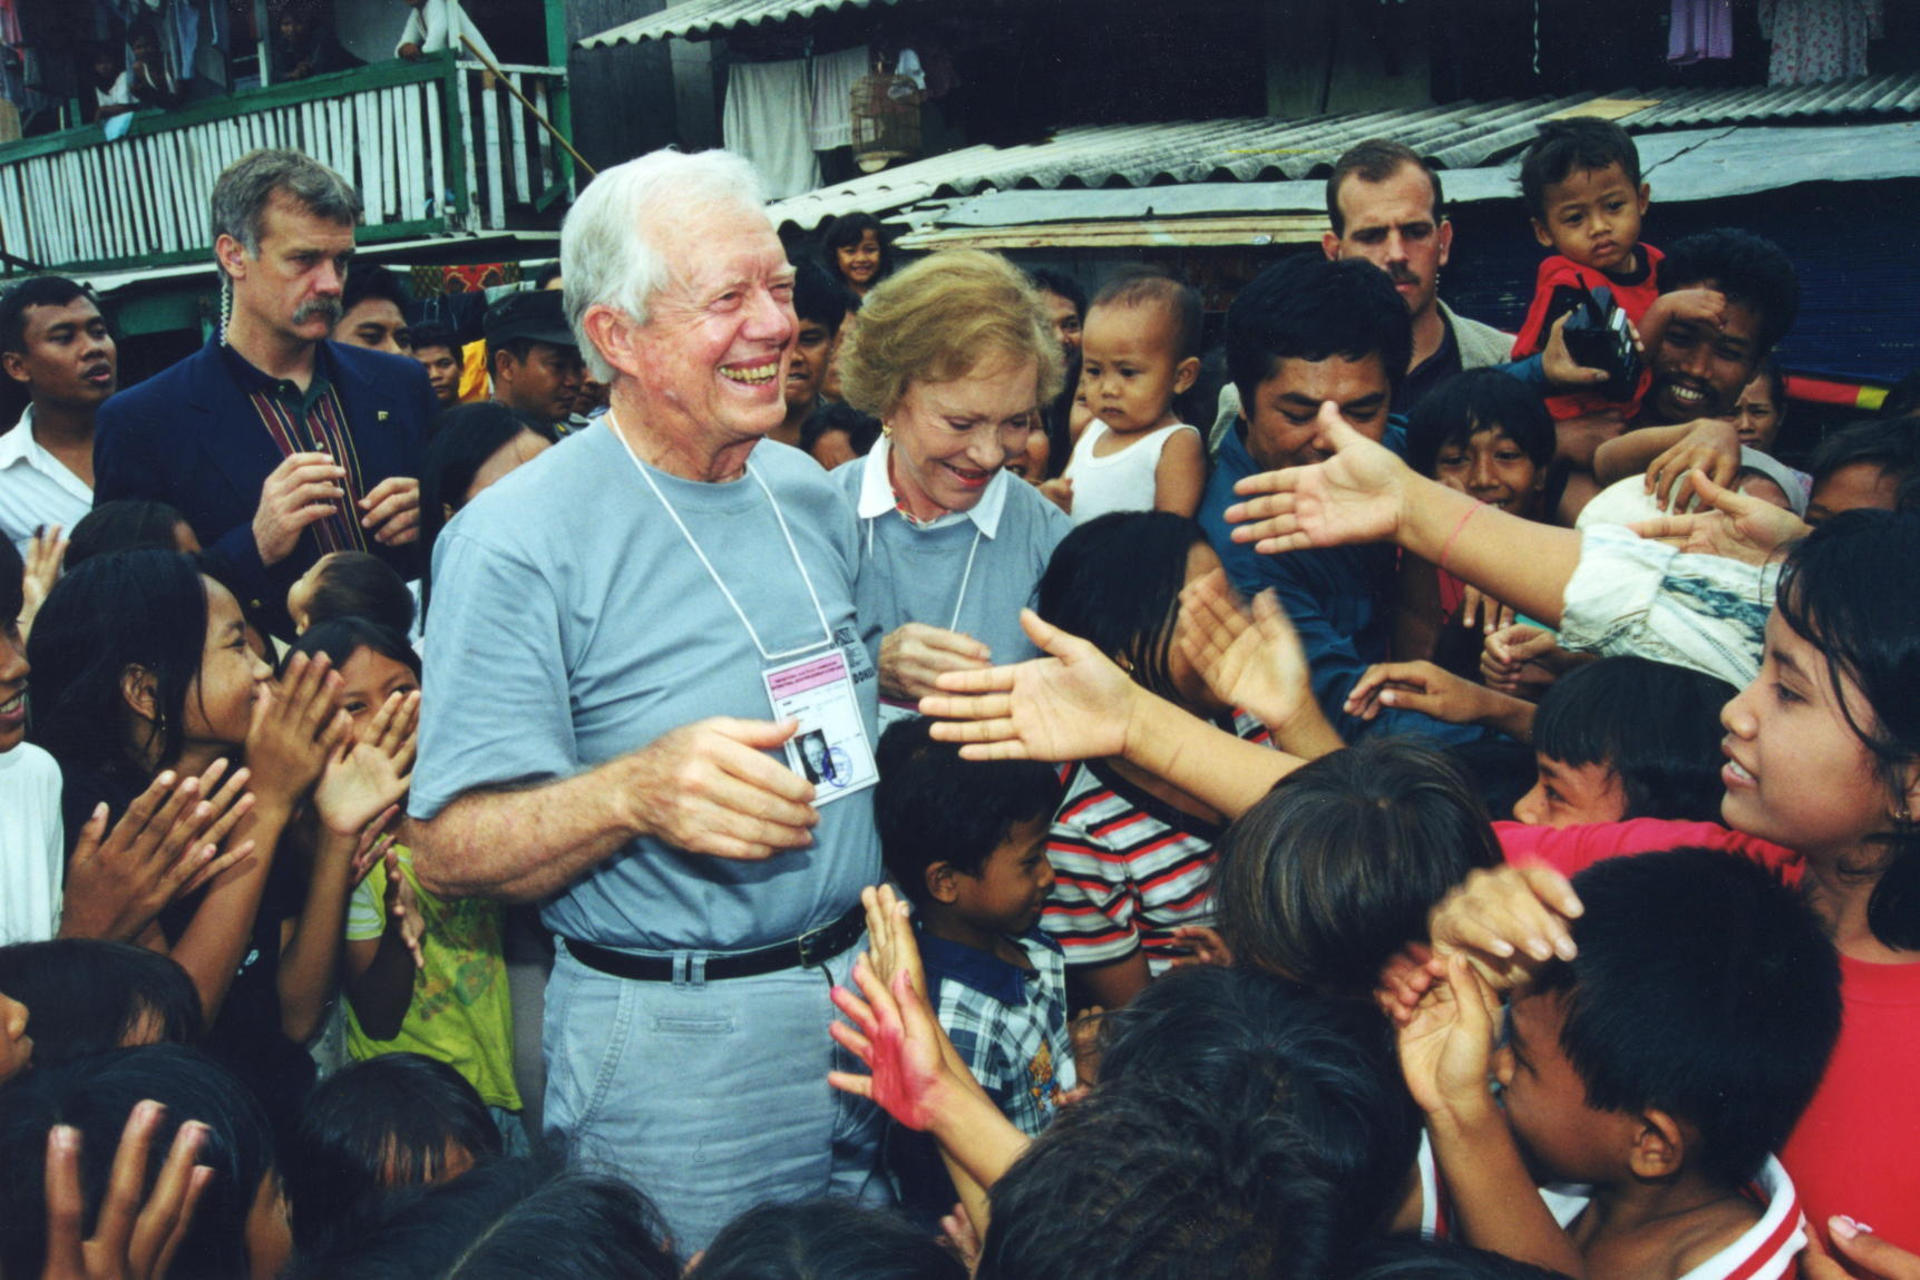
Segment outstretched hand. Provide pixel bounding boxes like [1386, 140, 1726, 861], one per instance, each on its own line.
[1175, 570, 1314, 732]
[19, 524, 66, 641]
[314, 690, 419, 838]
[828, 953, 961, 1132]
[1629, 470, 1809, 566]
[921, 609, 1135, 763]
[1396, 953, 1503, 1121]
[41, 1102, 212, 1280]
[246, 652, 349, 810]
[58, 761, 257, 943]
[1223, 404, 1411, 555]
[1428, 862, 1584, 993]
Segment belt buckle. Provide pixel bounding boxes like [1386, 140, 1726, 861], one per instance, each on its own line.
[796, 921, 830, 968]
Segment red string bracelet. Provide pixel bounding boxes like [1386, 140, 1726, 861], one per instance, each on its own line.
[1439, 501, 1483, 575]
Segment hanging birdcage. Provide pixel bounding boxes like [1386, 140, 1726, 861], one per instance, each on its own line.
[849, 73, 921, 174]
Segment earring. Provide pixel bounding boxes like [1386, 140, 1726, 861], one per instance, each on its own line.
[881, 422, 893, 437]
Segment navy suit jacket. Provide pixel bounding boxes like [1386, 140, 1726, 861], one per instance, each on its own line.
[94, 337, 433, 633]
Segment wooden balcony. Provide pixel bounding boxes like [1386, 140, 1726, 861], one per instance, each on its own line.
[0, 53, 573, 277]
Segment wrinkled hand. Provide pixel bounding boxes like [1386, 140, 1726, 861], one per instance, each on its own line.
[348, 806, 402, 887]
[246, 653, 349, 810]
[314, 690, 419, 837]
[41, 1102, 212, 1280]
[358, 475, 422, 548]
[1540, 312, 1610, 390]
[1346, 660, 1496, 726]
[879, 623, 991, 703]
[1480, 624, 1563, 699]
[252, 452, 346, 567]
[625, 717, 819, 860]
[19, 524, 65, 640]
[1397, 953, 1503, 1120]
[1175, 570, 1314, 733]
[921, 609, 1134, 763]
[1428, 863, 1584, 992]
[1635, 287, 1726, 360]
[1456, 584, 1514, 635]
[1803, 1219, 1920, 1280]
[1166, 924, 1233, 969]
[59, 761, 257, 942]
[1629, 470, 1809, 567]
[828, 953, 958, 1131]
[1224, 405, 1410, 555]
[1645, 417, 1742, 511]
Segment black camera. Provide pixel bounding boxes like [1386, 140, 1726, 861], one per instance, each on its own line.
[1550, 282, 1641, 401]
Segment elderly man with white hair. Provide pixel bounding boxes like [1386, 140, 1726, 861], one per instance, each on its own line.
[407, 149, 886, 1248]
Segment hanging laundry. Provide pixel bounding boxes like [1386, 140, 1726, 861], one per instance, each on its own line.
[722, 57, 819, 199]
[1668, 0, 1733, 64]
[808, 44, 866, 152]
[1758, 0, 1882, 85]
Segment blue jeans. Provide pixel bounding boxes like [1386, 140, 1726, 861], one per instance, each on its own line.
[542, 939, 888, 1255]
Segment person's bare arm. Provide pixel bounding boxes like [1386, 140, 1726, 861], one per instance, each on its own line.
[1074, 951, 1151, 1010]
[923, 610, 1301, 822]
[1152, 427, 1207, 518]
[412, 718, 819, 902]
[1224, 406, 1584, 628]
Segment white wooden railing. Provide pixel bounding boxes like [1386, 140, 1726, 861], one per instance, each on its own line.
[0, 54, 571, 274]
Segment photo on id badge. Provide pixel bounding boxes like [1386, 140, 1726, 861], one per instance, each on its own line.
[763, 649, 877, 803]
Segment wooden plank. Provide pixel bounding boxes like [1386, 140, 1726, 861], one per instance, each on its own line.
[529, 78, 549, 194]
[65, 153, 90, 265]
[481, 74, 504, 229]
[384, 88, 402, 218]
[153, 136, 182, 256]
[896, 215, 1329, 251]
[425, 86, 446, 226]
[458, 68, 478, 231]
[401, 86, 423, 222]
[508, 73, 530, 204]
[100, 144, 131, 259]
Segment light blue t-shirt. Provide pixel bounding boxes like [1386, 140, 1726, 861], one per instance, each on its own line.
[834, 445, 1071, 679]
[411, 424, 880, 952]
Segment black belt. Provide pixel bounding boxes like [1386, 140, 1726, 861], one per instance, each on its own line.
[564, 902, 865, 983]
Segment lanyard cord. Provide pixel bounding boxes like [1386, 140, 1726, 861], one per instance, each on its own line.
[609, 416, 833, 661]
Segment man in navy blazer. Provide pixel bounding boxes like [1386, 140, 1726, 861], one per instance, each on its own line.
[95, 149, 432, 636]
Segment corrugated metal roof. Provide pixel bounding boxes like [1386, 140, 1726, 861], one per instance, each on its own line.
[768, 72, 1920, 229]
[580, 0, 917, 48]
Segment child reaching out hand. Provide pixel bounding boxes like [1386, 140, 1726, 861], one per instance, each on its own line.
[1061, 269, 1207, 522]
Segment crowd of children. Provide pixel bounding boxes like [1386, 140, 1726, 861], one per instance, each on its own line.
[2, 114, 1919, 1280]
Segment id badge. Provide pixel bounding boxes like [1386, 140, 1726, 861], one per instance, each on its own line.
[763, 649, 878, 805]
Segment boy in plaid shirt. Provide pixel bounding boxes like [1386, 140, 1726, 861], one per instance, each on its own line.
[874, 718, 1076, 1222]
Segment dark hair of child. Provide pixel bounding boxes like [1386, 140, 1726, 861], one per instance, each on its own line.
[63, 499, 192, 568]
[1532, 657, 1736, 825]
[1346, 1236, 1581, 1280]
[1213, 738, 1503, 997]
[1776, 509, 1920, 947]
[0, 941, 201, 1066]
[820, 212, 892, 282]
[340, 263, 410, 318]
[693, 1198, 967, 1280]
[284, 1052, 503, 1255]
[1535, 848, 1842, 1187]
[1028, 267, 1086, 318]
[1096, 964, 1420, 1246]
[873, 717, 1061, 910]
[978, 1072, 1350, 1280]
[287, 1157, 678, 1280]
[0, 1045, 278, 1280]
[792, 256, 852, 334]
[26, 549, 207, 786]
[301, 551, 414, 636]
[1657, 229, 1800, 359]
[1517, 118, 1641, 222]
[1225, 255, 1411, 413]
[287, 615, 421, 682]
[418, 401, 535, 623]
[1808, 417, 1920, 496]
[408, 320, 457, 359]
[1037, 511, 1203, 705]
[1405, 368, 1557, 479]
[799, 400, 883, 460]
[1090, 267, 1204, 362]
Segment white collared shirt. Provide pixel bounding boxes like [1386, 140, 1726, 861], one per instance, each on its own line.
[854, 436, 1008, 540]
[0, 406, 93, 555]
